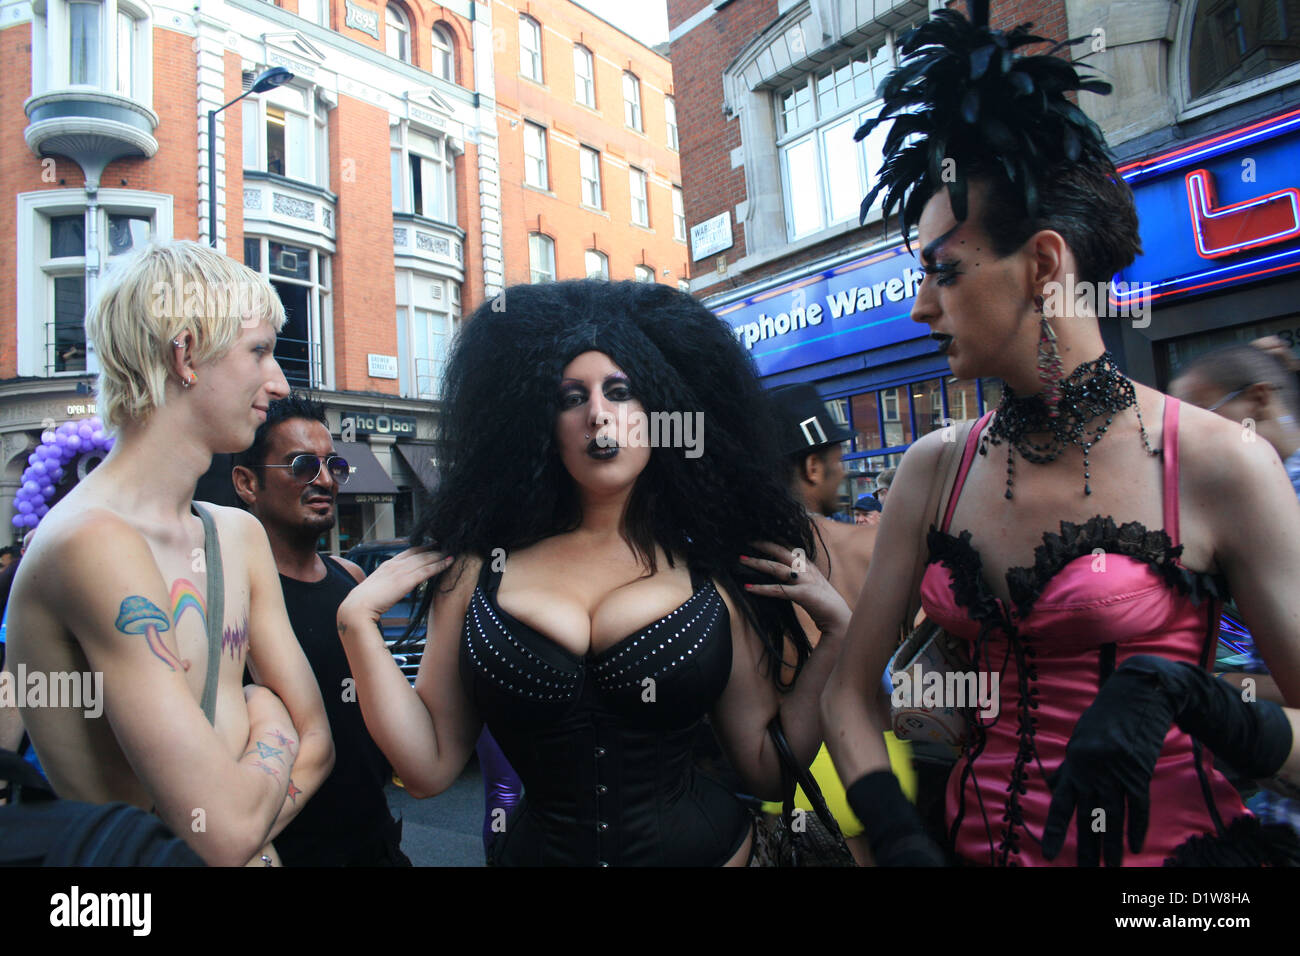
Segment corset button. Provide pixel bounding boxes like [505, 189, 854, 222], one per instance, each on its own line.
[594, 746, 606, 758]
[598, 821, 609, 832]
[596, 784, 608, 794]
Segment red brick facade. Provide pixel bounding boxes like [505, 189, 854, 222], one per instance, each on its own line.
[669, 0, 1068, 299]
[495, 0, 687, 286]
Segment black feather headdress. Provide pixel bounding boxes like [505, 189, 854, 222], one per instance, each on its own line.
[857, 0, 1115, 243]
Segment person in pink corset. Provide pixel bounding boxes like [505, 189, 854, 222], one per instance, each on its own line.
[821, 1, 1300, 866]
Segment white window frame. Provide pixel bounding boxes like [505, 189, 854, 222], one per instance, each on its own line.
[1175, 0, 1300, 119]
[585, 249, 609, 279]
[623, 72, 642, 130]
[529, 233, 556, 283]
[634, 264, 654, 283]
[523, 121, 549, 190]
[298, 0, 328, 28]
[243, 84, 330, 189]
[432, 23, 454, 82]
[519, 15, 543, 82]
[17, 188, 173, 378]
[390, 121, 457, 223]
[629, 166, 648, 226]
[574, 44, 595, 107]
[580, 146, 602, 208]
[386, 4, 411, 63]
[245, 236, 331, 390]
[774, 38, 900, 241]
[33, 0, 152, 104]
[665, 96, 679, 151]
[672, 185, 686, 242]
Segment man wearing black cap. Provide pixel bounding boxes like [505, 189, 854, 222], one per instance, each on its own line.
[768, 383, 877, 608]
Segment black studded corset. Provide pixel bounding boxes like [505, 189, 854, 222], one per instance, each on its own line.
[459, 558, 751, 866]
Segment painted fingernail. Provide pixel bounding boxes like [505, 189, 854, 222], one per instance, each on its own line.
[744, 583, 753, 590]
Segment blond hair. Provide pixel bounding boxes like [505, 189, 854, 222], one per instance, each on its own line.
[85, 240, 285, 430]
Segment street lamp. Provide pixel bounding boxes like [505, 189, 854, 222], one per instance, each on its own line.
[207, 66, 294, 247]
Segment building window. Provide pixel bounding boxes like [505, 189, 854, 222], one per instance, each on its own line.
[629, 166, 648, 226]
[69, 0, 100, 86]
[390, 123, 456, 222]
[580, 146, 602, 208]
[775, 37, 899, 239]
[1189, 0, 1300, 99]
[397, 292, 460, 399]
[386, 4, 410, 62]
[623, 72, 642, 130]
[524, 122, 549, 189]
[529, 233, 556, 283]
[44, 210, 150, 373]
[665, 96, 679, 150]
[634, 264, 654, 283]
[574, 44, 595, 106]
[432, 24, 455, 82]
[520, 15, 543, 81]
[677, 279, 690, 293]
[585, 249, 609, 279]
[672, 185, 686, 241]
[33, 0, 151, 102]
[245, 237, 330, 389]
[244, 85, 330, 189]
[298, 0, 328, 27]
[17, 189, 172, 378]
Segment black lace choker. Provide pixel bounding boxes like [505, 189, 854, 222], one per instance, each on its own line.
[979, 351, 1158, 498]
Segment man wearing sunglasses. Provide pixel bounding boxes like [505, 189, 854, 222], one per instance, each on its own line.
[233, 394, 411, 866]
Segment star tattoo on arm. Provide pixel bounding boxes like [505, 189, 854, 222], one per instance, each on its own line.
[286, 779, 302, 802]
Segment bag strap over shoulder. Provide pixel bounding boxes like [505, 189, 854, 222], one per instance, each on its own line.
[191, 503, 224, 726]
[899, 420, 977, 644]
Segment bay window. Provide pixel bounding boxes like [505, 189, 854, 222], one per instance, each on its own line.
[244, 84, 330, 189]
[391, 123, 457, 223]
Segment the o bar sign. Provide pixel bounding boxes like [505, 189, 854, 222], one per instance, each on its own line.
[345, 1, 379, 40]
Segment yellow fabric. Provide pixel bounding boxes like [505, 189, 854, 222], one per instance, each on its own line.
[760, 733, 916, 837]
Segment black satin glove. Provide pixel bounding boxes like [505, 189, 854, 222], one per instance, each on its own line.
[1043, 654, 1293, 867]
[847, 771, 945, 866]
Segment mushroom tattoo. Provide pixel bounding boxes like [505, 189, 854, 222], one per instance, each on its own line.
[115, 595, 185, 672]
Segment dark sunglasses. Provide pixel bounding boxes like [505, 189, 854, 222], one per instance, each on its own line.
[263, 454, 351, 484]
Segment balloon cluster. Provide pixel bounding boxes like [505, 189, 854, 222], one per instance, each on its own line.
[12, 417, 114, 530]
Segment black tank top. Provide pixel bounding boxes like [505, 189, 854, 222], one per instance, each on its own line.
[273, 557, 393, 866]
[460, 558, 751, 866]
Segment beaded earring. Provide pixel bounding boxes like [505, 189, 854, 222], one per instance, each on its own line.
[1035, 294, 1064, 418]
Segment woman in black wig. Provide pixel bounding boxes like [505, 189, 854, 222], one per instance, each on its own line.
[823, 0, 1300, 866]
[335, 279, 851, 865]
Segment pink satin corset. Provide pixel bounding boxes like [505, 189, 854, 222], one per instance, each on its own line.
[919, 396, 1248, 866]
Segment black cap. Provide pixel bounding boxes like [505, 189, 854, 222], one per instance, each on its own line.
[769, 383, 854, 457]
[854, 493, 882, 512]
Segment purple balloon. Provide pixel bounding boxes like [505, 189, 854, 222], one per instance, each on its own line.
[22, 480, 38, 495]
[39, 483, 54, 496]
[35, 504, 49, 517]
[65, 436, 81, 451]
[49, 467, 64, 481]
[17, 501, 32, 515]
[41, 431, 55, 444]
[30, 461, 47, 476]
[77, 423, 93, 440]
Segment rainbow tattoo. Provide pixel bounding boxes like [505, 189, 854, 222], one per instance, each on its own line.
[169, 578, 206, 628]
[268, 730, 296, 749]
[115, 595, 184, 671]
[253, 741, 283, 762]
[222, 617, 249, 659]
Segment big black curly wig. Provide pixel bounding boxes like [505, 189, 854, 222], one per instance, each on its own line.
[407, 279, 819, 687]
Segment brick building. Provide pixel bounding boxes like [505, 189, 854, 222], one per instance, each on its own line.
[670, 0, 1300, 505]
[493, 0, 686, 287]
[0, 0, 685, 547]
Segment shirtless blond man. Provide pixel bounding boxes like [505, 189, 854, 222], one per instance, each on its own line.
[7, 240, 333, 866]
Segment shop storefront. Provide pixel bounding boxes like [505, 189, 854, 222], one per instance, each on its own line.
[1114, 106, 1300, 386]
